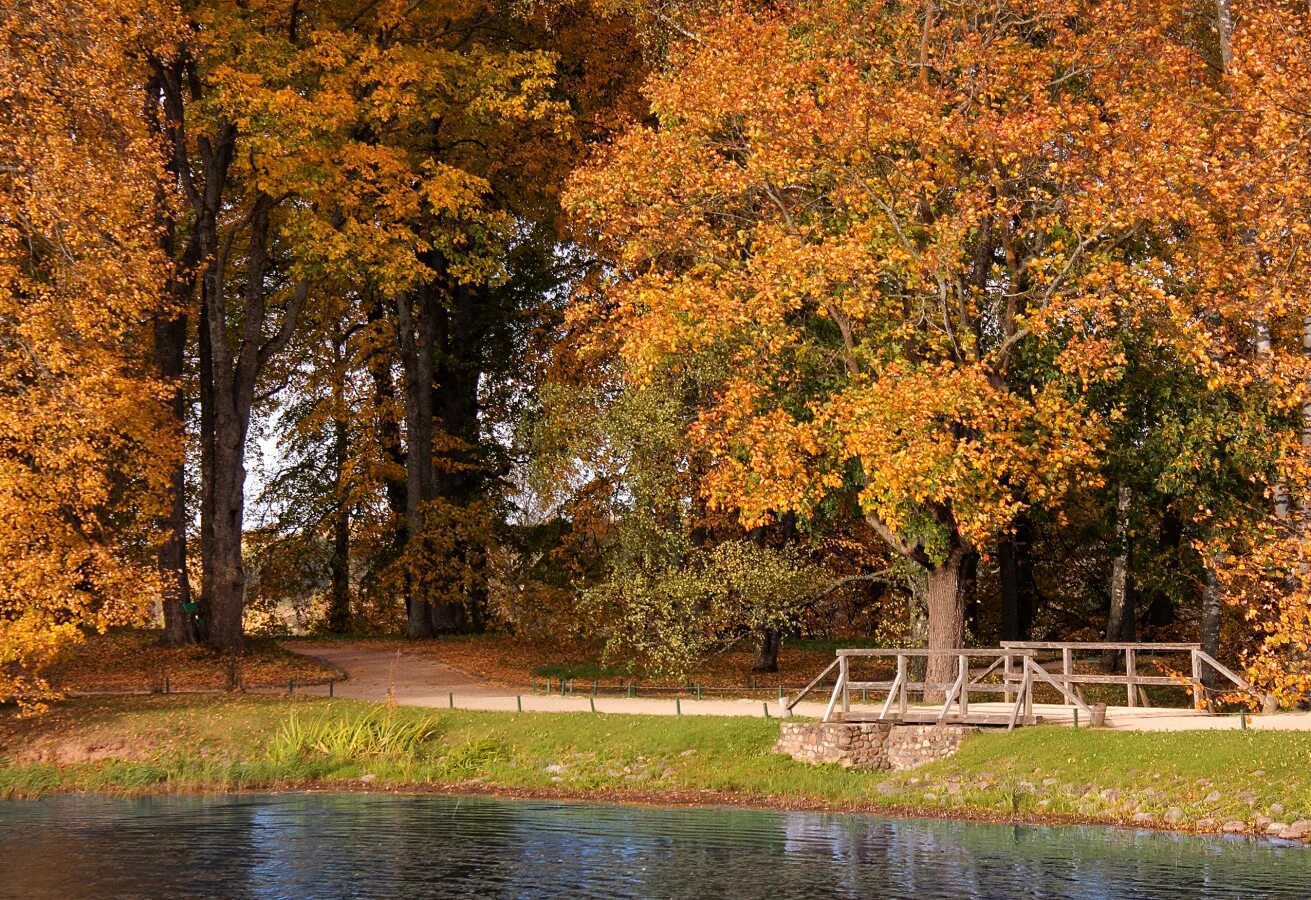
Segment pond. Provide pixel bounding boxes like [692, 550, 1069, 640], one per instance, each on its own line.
[0, 793, 1307, 898]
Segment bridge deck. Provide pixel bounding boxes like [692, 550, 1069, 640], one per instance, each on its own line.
[833, 701, 1211, 729]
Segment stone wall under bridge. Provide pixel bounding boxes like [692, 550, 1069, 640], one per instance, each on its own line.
[775, 721, 977, 770]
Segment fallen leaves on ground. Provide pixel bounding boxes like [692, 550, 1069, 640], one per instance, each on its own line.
[43, 628, 336, 693]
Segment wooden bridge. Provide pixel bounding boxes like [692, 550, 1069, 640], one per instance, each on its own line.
[785, 642, 1257, 729]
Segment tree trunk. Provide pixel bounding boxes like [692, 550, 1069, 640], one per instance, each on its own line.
[1201, 561, 1222, 692]
[753, 629, 781, 673]
[147, 70, 196, 646]
[156, 306, 194, 646]
[398, 284, 436, 639]
[327, 332, 351, 634]
[197, 286, 217, 644]
[1104, 485, 1134, 667]
[961, 549, 979, 639]
[999, 513, 1036, 641]
[1144, 505, 1183, 628]
[907, 568, 929, 684]
[924, 545, 969, 699]
[366, 297, 408, 569]
[429, 280, 487, 633]
[206, 448, 247, 654]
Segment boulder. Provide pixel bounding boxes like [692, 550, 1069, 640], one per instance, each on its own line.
[1277, 820, 1311, 841]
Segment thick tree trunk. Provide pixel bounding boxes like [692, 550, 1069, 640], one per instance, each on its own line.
[924, 546, 969, 699]
[205, 345, 252, 655]
[429, 281, 487, 633]
[1104, 485, 1134, 667]
[753, 629, 780, 673]
[153, 264, 194, 646]
[147, 71, 196, 647]
[156, 311, 194, 646]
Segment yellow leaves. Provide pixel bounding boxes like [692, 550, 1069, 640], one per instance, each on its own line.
[1, 0, 176, 705]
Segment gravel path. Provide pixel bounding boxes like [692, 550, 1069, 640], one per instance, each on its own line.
[287, 644, 1311, 729]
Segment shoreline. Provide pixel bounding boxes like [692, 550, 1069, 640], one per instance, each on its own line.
[7, 776, 1302, 845]
[3, 694, 1310, 846]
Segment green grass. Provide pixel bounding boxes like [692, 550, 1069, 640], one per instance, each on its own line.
[1, 695, 1309, 835]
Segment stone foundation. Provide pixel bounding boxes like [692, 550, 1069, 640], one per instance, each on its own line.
[775, 721, 977, 770]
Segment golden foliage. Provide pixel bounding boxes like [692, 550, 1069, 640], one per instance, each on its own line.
[0, 0, 178, 704]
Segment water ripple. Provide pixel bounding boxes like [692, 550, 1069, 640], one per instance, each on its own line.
[0, 794, 1307, 899]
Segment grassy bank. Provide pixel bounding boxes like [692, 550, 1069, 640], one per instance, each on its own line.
[1, 695, 1309, 840]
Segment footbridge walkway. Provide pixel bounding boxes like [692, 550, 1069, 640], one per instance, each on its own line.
[785, 642, 1265, 730]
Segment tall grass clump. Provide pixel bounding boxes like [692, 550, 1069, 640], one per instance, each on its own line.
[269, 709, 440, 763]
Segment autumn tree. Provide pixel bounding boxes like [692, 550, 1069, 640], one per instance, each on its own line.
[0, 0, 178, 700]
[568, 0, 1232, 688]
[231, 0, 647, 641]
[1201, 0, 1311, 703]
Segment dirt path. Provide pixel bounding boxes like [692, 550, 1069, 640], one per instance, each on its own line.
[288, 643, 1311, 730]
[287, 645, 502, 702]
[287, 643, 797, 718]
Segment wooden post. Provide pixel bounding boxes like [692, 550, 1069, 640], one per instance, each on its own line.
[1023, 657, 1034, 721]
[839, 655, 850, 717]
[1125, 648, 1137, 708]
[1003, 653, 1013, 704]
[958, 654, 969, 718]
[1190, 649, 1204, 711]
[1061, 647, 1073, 706]
[897, 654, 908, 715]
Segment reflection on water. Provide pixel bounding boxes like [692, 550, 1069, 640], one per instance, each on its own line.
[0, 793, 1307, 899]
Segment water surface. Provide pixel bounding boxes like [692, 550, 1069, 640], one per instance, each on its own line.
[0, 793, 1307, 898]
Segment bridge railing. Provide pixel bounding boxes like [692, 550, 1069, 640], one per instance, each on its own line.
[999, 641, 1254, 710]
[785, 648, 1041, 727]
[785, 642, 1260, 726]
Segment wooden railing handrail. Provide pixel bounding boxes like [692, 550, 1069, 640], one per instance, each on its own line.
[783, 656, 840, 712]
[1000, 641, 1201, 651]
[837, 648, 1034, 658]
[1193, 649, 1252, 691]
[796, 643, 1257, 724]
